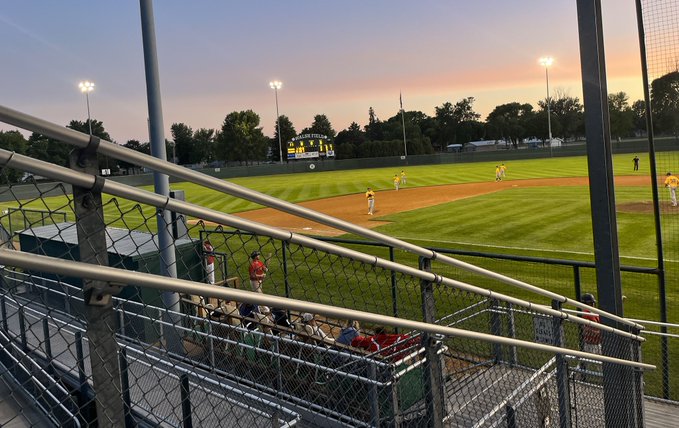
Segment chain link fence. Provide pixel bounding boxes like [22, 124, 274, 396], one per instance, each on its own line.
[0, 141, 650, 427]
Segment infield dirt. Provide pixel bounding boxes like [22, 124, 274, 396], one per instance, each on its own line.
[192, 176, 654, 237]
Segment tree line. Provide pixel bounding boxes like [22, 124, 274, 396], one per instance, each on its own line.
[1, 71, 677, 180]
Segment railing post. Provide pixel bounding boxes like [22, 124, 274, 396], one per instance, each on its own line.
[631, 326, 646, 428]
[207, 322, 215, 367]
[180, 373, 193, 428]
[70, 146, 125, 426]
[18, 306, 27, 352]
[0, 294, 7, 332]
[490, 299, 503, 362]
[75, 331, 91, 419]
[505, 404, 516, 428]
[42, 318, 52, 373]
[419, 256, 445, 428]
[390, 246, 399, 333]
[368, 361, 380, 427]
[507, 303, 517, 366]
[282, 241, 290, 299]
[551, 300, 571, 428]
[573, 266, 581, 302]
[119, 348, 134, 427]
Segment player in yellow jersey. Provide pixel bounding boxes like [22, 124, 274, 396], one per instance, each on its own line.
[495, 165, 502, 181]
[393, 174, 401, 191]
[500, 163, 507, 179]
[366, 187, 375, 215]
[400, 170, 407, 185]
[665, 172, 679, 207]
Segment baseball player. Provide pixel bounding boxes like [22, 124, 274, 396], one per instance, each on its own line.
[578, 293, 602, 378]
[248, 251, 268, 293]
[203, 240, 216, 285]
[400, 170, 407, 185]
[495, 165, 502, 182]
[393, 174, 400, 191]
[500, 163, 507, 179]
[665, 172, 679, 207]
[366, 187, 375, 215]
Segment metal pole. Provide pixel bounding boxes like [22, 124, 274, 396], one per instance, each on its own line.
[576, 0, 643, 425]
[274, 88, 283, 164]
[551, 300, 571, 428]
[85, 92, 92, 135]
[634, 0, 669, 399]
[420, 256, 445, 428]
[545, 66, 553, 157]
[70, 147, 126, 426]
[390, 246, 399, 333]
[401, 107, 407, 158]
[139, 0, 182, 355]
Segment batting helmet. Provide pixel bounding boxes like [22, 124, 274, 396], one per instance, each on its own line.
[250, 251, 260, 259]
[581, 293, 596, 304]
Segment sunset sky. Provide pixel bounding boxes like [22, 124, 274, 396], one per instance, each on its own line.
[0, 1, 644, 143]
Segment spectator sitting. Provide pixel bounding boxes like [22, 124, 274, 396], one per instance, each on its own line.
[238, 302, 260, 330]
[337, 320, 361, 345]
[210, 303, 240, 326]
[253, 305, 273, 334]
[369, 327, 420, 357]
[336, 320, 377, 350]
[300, 312, 332, 343]
[271, 308, 293, 335]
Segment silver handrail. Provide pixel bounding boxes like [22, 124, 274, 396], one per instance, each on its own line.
[0, 250, 655, 370]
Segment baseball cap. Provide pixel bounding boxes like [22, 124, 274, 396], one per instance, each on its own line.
[581, 293, 596, 304]
[301, 313, 314, 322]
[250, 251, 260, 259]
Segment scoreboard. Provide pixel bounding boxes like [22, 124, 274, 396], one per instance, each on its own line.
[287, 134, 335, 160]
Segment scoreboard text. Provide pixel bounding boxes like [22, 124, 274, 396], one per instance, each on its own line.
[287, 134, 335, 160]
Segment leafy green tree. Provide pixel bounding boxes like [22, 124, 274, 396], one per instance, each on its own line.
[365, 107, 384, 141]
[334, 122, 365, 159]
[270, 115, 296, 162]
[216, 110, 268, 165]
[194, 128, 216, 163]
[486, 103, 533, 147]
[631, 100, 647, 135]
[0, 131, 28, 183]
[539, 90, 584, 140]
[118, 139, 149, 173]
[433, 97, 481, 150]
[651, 71, 679, 136]
[27, 132, 71, 168]
[301, 114, 336, 139]
[170, 123, 194, 164]
[608, 92, 635, 140]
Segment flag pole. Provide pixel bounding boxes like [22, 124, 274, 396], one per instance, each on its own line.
[400, 91, 407, 158]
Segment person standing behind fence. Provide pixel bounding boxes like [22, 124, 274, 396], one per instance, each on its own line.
[580, 294, 601, 352]
[248, 251, 268, 293]
[393, 174, 400, 191]
[366, 187, 375, 215]
[665, 172, 678, 207]
[203, 240, 216, 285]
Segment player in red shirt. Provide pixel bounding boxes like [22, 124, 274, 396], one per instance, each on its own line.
[248, 251, 268, 293]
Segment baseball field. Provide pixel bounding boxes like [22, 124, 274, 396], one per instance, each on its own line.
[3, 150, 678, 397]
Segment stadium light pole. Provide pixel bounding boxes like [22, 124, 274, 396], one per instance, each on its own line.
[78, 81, 95, 135]
[539, 57, 554, 156]
[269, 80, 284, 164]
